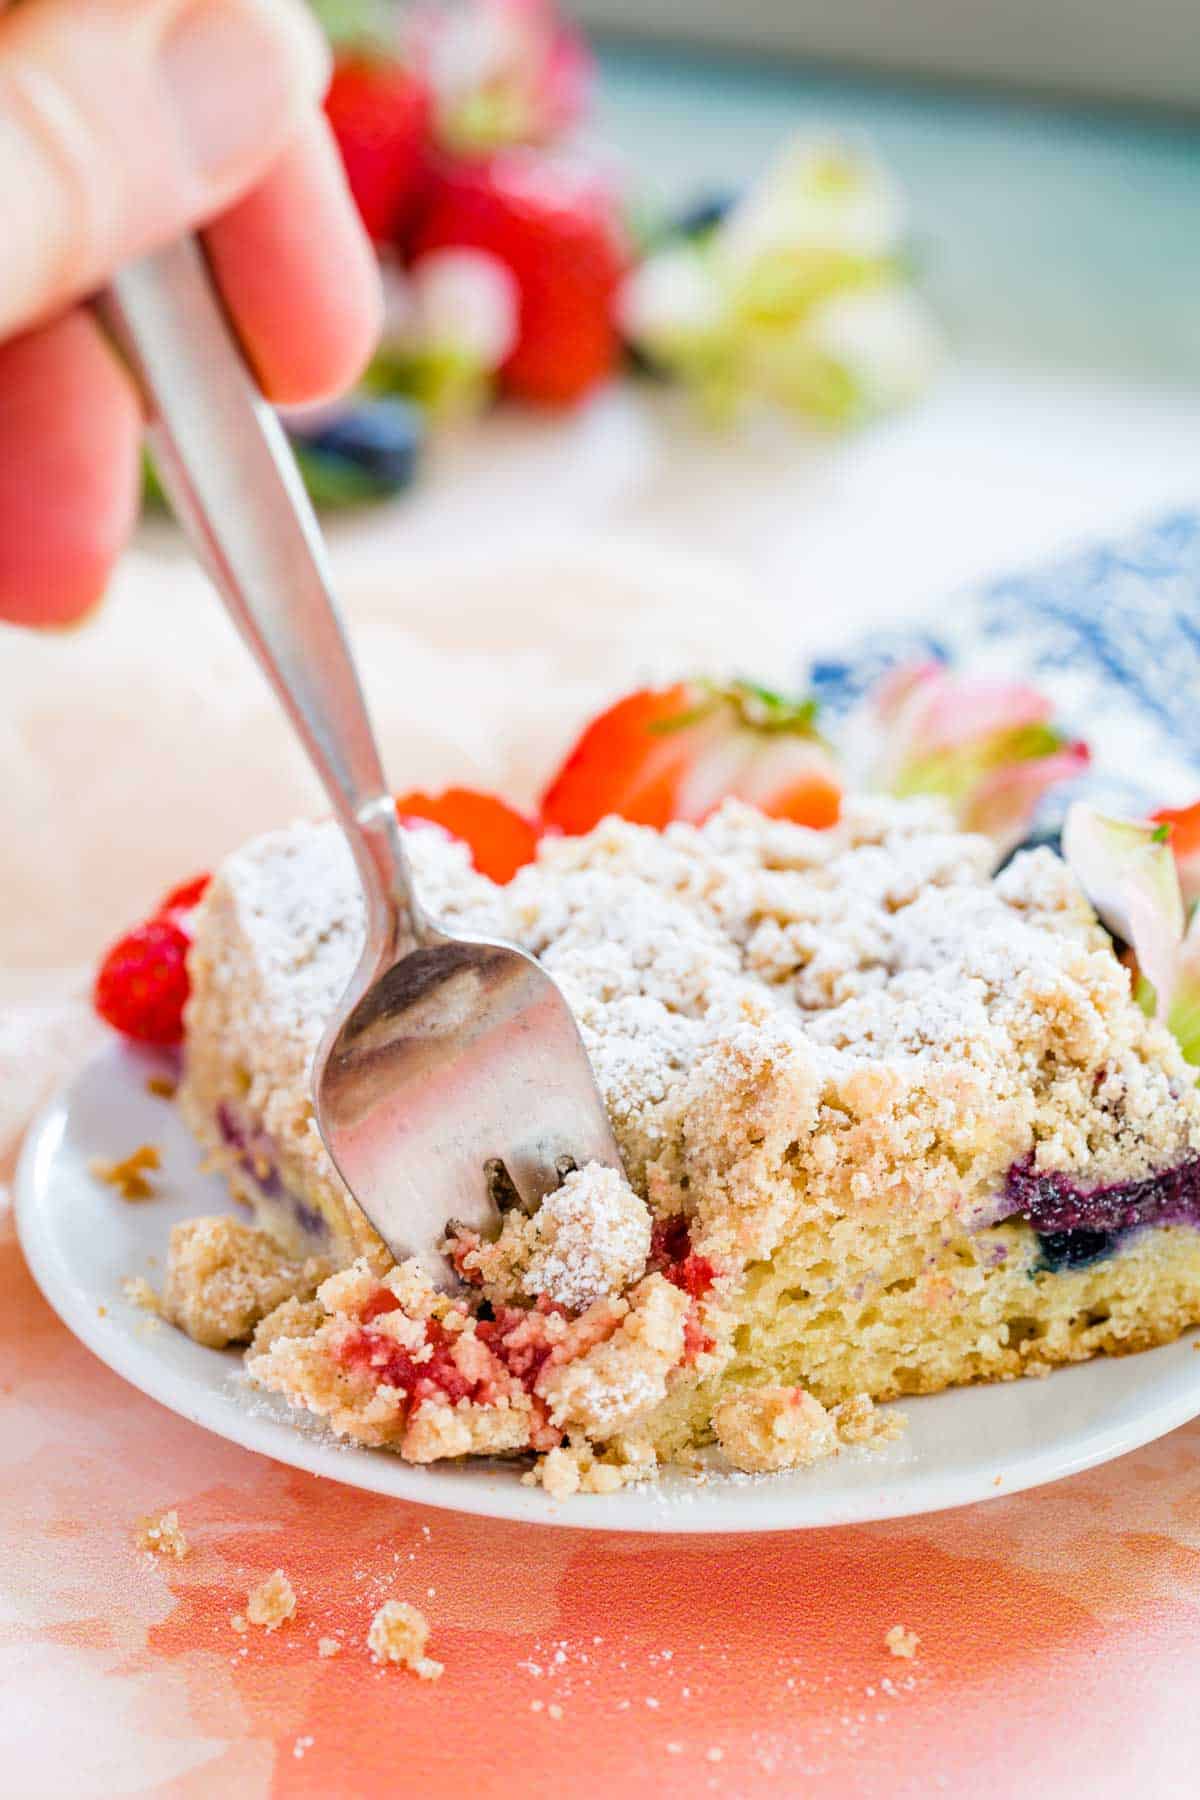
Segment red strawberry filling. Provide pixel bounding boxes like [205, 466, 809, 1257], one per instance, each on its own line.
[334, 1285, 621, 1443]
[650, 1213, 717, 1299]
[339, 1315, 479, 1405]
[682, 1309, 716, 1364]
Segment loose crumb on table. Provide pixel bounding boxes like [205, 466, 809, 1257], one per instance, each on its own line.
[885, 1624, 920, 1660]
[367, 1600, 443, 1680]
[246, 1569, 296, 1631]
[135, 1509, 189, 1559]
[317, 1637, 342, 1658]
[91, 1144, 161, 1201]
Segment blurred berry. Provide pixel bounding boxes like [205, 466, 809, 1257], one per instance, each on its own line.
[290, 399, 424, 505]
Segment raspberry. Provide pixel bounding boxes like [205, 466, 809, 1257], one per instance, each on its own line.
[93, 919, 192, 1046]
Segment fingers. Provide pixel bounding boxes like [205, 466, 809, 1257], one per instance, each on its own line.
[206, 115, 382, 406]
[0, 0, 331, 338]
[0, 311, 142, 627]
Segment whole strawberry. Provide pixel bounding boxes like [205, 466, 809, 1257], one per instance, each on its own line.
[93, 873, 212, 1046]
[412, 153, 627, 406]
[94, 920, 193, 1047]
[325, 53, 433, 243]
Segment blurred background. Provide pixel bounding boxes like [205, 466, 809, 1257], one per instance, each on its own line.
[575, 0, 1200, 110]
[3, 0, 1199, 987]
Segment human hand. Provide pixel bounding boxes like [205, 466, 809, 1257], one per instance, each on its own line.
[0, 0, 382, 626]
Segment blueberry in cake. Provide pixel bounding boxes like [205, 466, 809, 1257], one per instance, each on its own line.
[90, 670, 1200, 1489]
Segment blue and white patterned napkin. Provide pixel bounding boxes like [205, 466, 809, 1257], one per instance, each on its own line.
[807, 510, 1200, 814]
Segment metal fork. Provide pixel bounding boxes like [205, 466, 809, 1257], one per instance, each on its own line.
[100, 238, 623, 1283]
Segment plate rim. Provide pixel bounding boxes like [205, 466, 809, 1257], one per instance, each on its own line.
[15, 1044, 1200, 1534]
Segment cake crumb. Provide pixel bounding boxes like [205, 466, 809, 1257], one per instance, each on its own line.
[146, 1074, 178, 1100]
[230, 1613, 248, 1634]
[92, 1144, 161, 1201]
[547, 1702, 563, 1721]
[525, 1442, 646, 1498]
[452, 1165, 652, 1312]
[163, 1216, 332, 1350]
[123, 1274, 162, 1315]
[833, 1393, 906, 1446]
[135, 1509, 189, 1559]
[714, 1386, 838, 1473]
[246, 1569, 296, 1631]
[317, 1637, 341, 1658]
[885, 1624, 920, 1660]
[367, 1600, 443, 1679]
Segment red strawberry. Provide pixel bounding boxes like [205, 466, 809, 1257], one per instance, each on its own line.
[411, 153, 626, 406]
[1153, 799, 1200, 908]
[157, 872, 212, 923]
[94, 919, 193, 1047]
[540, 680, 842, 837]
[396, 787, 539, 884]
[325, 54, 432, 242]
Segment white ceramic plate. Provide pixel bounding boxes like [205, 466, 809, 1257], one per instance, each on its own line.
[17, 1041, 1200, 1532]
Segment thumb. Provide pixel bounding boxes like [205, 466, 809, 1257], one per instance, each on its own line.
[0, 0, 331, 338]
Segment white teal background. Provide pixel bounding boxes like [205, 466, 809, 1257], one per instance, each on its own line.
[325, 44, 1200, 670]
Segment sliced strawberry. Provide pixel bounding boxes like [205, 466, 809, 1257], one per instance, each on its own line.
[1153, 799, 1200, 909]
[396, 787, 539, 883]
[94, 919, 193, 1047]
[411, 152, 627, 406]
[325, 54, 433, 243]
[156, 872, 212, 922]
[539, 684, 697, 834]
[540, 679, 841, 836]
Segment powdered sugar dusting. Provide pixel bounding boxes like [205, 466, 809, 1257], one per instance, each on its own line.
[522, 1165, 652, 1312]
[196, 798, 1200, 1215]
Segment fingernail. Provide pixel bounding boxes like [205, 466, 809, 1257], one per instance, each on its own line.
[161, 0, 330, 182]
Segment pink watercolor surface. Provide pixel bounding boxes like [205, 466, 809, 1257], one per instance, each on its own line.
[6, 547, 1200, 1796]
[5, 1170, 1200, 1798]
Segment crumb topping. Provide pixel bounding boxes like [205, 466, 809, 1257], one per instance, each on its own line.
[713, 1386, 838, 1473]
[135, 1509, 189, 1558]
[194, 803, 1200, 1282]
[885, 1624, 920, 1659]
[367, 1600, 442, 1679]
[453, 1164, 652, 1312]
[163, 1216, 332, 1349]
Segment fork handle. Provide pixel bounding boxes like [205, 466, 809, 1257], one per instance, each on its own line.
[99, 237, 425, 959]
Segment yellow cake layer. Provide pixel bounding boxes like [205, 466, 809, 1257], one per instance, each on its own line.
[641, 1219, 1200, 1457]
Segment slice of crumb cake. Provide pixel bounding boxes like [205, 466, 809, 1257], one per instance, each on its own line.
[176, 797, 1200, 1478]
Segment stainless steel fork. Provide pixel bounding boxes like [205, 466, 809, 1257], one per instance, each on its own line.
[100, 238, 623, 1283]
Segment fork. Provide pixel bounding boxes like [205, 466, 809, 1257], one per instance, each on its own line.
[100, 238, 624, 1283]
